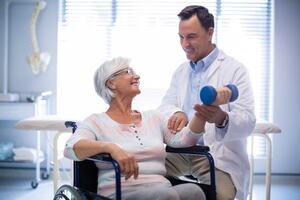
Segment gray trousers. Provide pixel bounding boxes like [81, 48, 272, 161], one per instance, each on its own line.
[107, 182, 206, 200]
[165, 153, 236, 200]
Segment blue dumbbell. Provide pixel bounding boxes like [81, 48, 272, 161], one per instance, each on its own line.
[200, 84, 239, 105]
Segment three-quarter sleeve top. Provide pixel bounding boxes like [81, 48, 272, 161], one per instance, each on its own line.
[64, 110, 203, 196]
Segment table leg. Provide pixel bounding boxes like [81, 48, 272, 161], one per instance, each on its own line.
[46, 131, 51, 177]
[35, 131, 41, 186]
[252, 133, 272, 200]
[53, 131, 59, 193]
[248, 135, 255, 200]
[265, 134, 272, 200]
[53, 131, 67, 194]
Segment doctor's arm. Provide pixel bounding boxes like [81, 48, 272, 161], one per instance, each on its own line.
[216, 67, 256, 141]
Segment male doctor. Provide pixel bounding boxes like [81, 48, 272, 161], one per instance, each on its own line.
[158, 5, 256, 200]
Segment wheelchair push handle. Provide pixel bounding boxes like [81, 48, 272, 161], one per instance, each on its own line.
[65, 121, 77, 133]
[200, 84, 239, 105]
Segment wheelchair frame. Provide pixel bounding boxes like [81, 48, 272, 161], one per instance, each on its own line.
[54, 121, 216, 200]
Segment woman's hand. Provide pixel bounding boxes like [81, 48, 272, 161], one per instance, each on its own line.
[108, 143, 139, 180]
[167, 112, 188, 133]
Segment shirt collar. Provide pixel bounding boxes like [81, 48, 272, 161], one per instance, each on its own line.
[189, 45, 219, 73]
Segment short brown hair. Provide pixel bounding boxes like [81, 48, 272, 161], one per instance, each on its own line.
[178, 5, 214, 31]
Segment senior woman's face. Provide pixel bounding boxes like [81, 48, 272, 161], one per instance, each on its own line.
[109, 67, 141, 96]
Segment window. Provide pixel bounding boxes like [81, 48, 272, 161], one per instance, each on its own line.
[58, 0, 273, 157]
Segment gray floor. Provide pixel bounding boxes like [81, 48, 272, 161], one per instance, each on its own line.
[0, 168, 299, 200]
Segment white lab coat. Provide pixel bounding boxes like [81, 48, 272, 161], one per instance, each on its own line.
[158, 50, 256, 200]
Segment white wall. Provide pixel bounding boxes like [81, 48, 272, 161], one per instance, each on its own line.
[272, 0, 300, 173]
[0, 0, 58, 111]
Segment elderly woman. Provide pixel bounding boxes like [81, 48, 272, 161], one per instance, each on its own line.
[64, 57, 207, 200]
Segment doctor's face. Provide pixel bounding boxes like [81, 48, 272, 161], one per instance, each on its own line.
[178, 15, 214, 62]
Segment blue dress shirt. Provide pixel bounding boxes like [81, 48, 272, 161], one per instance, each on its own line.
[183, 46, 219, 121]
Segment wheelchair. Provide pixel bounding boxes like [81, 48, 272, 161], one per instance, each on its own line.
[53, 121, 216, 200]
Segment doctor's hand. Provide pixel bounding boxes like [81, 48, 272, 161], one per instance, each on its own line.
[168, 111, 188, 133]
[193, 104, 227, 125]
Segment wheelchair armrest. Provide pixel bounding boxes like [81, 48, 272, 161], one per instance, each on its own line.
[166, 145, 210, 155]
[86, 145, 210, 163]
[87, 153, 115, 163]
[166, 145, 216, 200]
[86, 153, 121, 178]
[85, 153, 122, 200]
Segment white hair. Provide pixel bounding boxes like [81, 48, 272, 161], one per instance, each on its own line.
[94, 57, 130, 104]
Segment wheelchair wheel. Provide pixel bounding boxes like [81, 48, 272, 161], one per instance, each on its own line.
[54, 185, 87, 200]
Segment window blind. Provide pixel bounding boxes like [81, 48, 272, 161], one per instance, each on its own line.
[58, 0, 273, 158]
[214, 0, 273, 158]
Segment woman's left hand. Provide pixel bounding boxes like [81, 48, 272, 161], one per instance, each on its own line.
[167, 112, 188, 133]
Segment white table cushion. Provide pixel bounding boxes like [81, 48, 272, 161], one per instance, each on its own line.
[15, 115, 78, 132]
[253, 122, 282, 134]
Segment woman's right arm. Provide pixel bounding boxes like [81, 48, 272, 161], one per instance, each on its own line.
[67, 139, 139, 180]
[72, 139, 113, 160]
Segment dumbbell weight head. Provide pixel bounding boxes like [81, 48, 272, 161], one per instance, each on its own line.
[200, 84, 239, 105]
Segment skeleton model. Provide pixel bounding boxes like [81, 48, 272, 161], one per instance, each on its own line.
[27, 0, 50, 75]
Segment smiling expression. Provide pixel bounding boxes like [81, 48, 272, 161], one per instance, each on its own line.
[178, 15, 214, 62]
